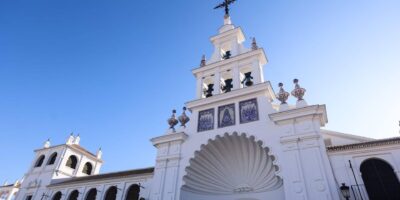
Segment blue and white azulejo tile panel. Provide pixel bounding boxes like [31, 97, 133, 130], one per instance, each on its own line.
[198, 108, 215, 132]
[239, 98, 259, 124]
[218, 103, 235, 128]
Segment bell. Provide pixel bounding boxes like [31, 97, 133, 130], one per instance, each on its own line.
[241, 72, 254, 87]
[204, 84, 214, 98]
[221, 79, 233, 93]
[222, 51, 231, 60]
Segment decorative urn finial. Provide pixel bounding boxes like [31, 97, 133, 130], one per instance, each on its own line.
[291, 79, 306, 101]
[167, 109, 179, 131]
[178, 107, 190, 128]
[276, 83, 290, 104]
[200, 55, 206, 67]
[251, 37, 258, 50]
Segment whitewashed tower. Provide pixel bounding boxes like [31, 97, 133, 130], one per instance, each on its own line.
[150, 1, 340, 200]
[15, 135, 103, 200]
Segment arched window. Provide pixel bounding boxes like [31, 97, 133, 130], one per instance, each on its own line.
[68, 190, 79, 200]
[125, 184, 140, 200]
[66, 155, 78, 169]
[85, 188, 97, 200]
[35, 155, 45, 167]
[82, 162, 93, 175]
[104, 186, 117, 200]
[52, 192, 62, 200]
[361, 158, 400, 200]
[47, 152, 58, 165]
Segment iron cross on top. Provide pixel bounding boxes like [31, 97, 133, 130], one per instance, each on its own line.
[214, 0, 237, 16]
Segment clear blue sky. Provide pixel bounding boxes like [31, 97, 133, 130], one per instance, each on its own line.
[0, 0, 399, 183]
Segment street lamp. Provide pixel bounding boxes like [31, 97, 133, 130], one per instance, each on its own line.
[340, 183, 350, 200]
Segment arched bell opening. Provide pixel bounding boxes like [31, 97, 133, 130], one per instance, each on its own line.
[360, 158, 400, 200]
[180, 132, 284, 200]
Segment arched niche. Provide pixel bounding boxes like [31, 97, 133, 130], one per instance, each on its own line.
[181, 132, 284, 200]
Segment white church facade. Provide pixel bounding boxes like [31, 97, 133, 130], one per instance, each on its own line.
[2, 10, 400, 200]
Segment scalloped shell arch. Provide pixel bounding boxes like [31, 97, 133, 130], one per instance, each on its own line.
[182, 132, 283, 195]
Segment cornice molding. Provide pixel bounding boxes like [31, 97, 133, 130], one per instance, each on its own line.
[186, 82, 275, 110]
[150, 132, 188, 147]
[327, 137, 400, 153]
[269, 105, 328, 126]
[191, 48, 267, 75]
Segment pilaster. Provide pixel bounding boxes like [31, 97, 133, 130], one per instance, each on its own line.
[150, 132, 188, 200]
[269, 105, 340, 200]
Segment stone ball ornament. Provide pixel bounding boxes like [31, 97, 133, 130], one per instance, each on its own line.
[291, 78, 306, 101]
[276, 82, 289, 104]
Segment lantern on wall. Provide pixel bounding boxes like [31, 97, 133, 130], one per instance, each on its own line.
[340, 183, 350, 200]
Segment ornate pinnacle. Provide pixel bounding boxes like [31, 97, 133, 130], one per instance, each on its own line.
[276, 83, 290, 104]
[291, 79, 306, 101]
[178, 107, 190, 128]
[251, 37, 258, 50]
[200, 55, 206, 67]
[167, 109, 179, 131]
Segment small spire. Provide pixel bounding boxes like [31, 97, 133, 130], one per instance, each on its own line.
[251, 37, 258, 50]
[178, 107, 190, 128]
[167, 109, 179, 132]
[291, 79, 306, 101]
[66, 133, 75, 145]
[43, 138, 51, 148]
[96, 147, 102, 159]
[276, 83, 290, 104]
[200, 55, 206, 67]
[73, 134, 80, 145]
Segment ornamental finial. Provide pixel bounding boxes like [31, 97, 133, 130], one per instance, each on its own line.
[178, 107, 190, 128]
[291, 79, 306, 101]
[200, 55, 206, 67]
[167, 109, 179, 131]
[251, 37, 258, 50]
[276, 83, 290, 104]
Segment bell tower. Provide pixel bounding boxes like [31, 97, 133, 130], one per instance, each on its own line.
[15, 135, 103, 200]
[194, 16, 267, 99]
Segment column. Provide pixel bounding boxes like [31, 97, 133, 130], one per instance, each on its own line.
[150, 132, 188, 200]
[213, 71, 221, 95]
[232, 64, 240, 90]
[196, 77, 203, 99]
[252, 59, 261, 84]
